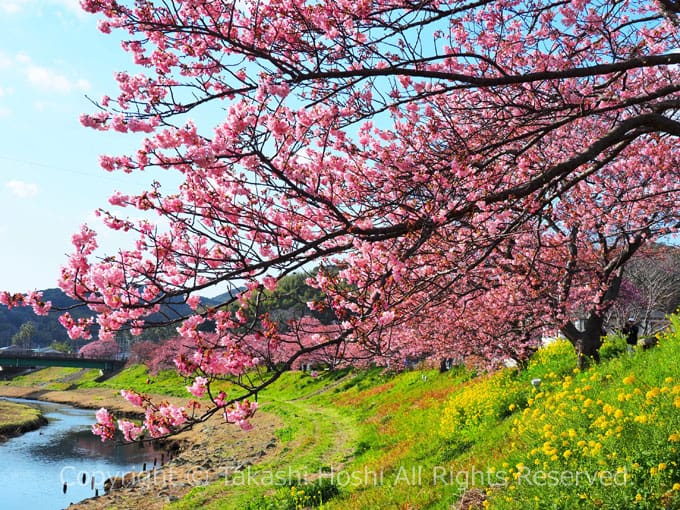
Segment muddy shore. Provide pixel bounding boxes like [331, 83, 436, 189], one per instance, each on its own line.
[0, 385, 283, 509]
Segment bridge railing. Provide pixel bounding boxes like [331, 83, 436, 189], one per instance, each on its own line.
[0, 348, 128, 363]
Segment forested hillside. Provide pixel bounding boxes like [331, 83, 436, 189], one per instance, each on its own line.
[0, 289, 85, 347]
[0, 273, 328, 347]
[0, 288, 195, 348]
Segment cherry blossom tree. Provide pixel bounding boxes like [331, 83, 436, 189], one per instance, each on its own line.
[79, 339, 121, 359]
[3, 0, 680, 439]
[130, 336, 195, 373]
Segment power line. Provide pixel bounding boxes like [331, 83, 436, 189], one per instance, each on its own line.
[0, 155, 144, 185]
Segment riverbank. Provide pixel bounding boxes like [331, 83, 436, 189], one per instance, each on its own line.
[0, 384, 283, 509]
[0, 399, 48, 441]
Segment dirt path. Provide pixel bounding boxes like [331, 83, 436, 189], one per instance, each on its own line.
[284, 399, 358, 472]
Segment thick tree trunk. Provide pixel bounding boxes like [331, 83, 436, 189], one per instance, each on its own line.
[561, 314, 604, 369]
[560, 270, 627, 368]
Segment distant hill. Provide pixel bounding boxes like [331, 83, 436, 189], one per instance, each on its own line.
[0, 288, 87, 347]
[0, 288, 203, 348]
[0, 274, 327, 347]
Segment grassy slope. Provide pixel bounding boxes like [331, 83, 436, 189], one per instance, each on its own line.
[2, 319, 680, 509]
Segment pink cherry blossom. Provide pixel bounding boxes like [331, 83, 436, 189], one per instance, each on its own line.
[186, 376, 208, 398]
[5, 0, 680, 440]
[117, 419, 144, 441]
[92, 408, 115, 442]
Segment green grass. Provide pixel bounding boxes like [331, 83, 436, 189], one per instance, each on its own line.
[78, 364, 192, 396]
[4, 317, 680, 509]
[0, 400, 45, 437]
[4, 366, 91, 390]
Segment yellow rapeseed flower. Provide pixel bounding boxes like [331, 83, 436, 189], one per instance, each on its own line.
[668, 433, 680, 442]
[634, 414, 648, 424]
[673, 483, 680, 491]
[646, 387, 660, 400]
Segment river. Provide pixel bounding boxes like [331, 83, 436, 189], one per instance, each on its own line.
[0, 398, 163, 510]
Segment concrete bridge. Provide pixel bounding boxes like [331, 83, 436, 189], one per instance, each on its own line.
[0, 350, 126, 374]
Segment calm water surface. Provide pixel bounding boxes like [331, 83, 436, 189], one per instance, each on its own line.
[0, 398, 162, 510]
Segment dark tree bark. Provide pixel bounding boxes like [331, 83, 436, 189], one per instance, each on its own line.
[562, 314, 604, 369]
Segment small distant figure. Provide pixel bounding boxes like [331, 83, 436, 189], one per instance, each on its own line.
[622, 317, 639, 354]
[439, 358, 454, 373]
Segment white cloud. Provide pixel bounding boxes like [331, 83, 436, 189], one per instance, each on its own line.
[0, 0, 27, 14]
[5, 180, 39, 198]
[15, 52, 30, 65]
[0, 51, 11, 69]
[13, 53, 91, 95]
[0, 0, 82, 15]
[53, 0, 82, 14]
[75, 78, 91, 91]
[25, 64, 74, 93]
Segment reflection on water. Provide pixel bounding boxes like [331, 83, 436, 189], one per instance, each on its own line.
[0, 398, 163, 510]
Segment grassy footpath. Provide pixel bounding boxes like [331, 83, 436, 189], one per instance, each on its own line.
[0, 399, 47, 440]
[2, 316, 680, 509]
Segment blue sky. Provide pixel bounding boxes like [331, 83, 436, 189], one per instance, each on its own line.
[0, 0, 155, 293]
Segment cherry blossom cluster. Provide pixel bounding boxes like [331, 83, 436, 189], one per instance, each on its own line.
[5, 0, 680, 438]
